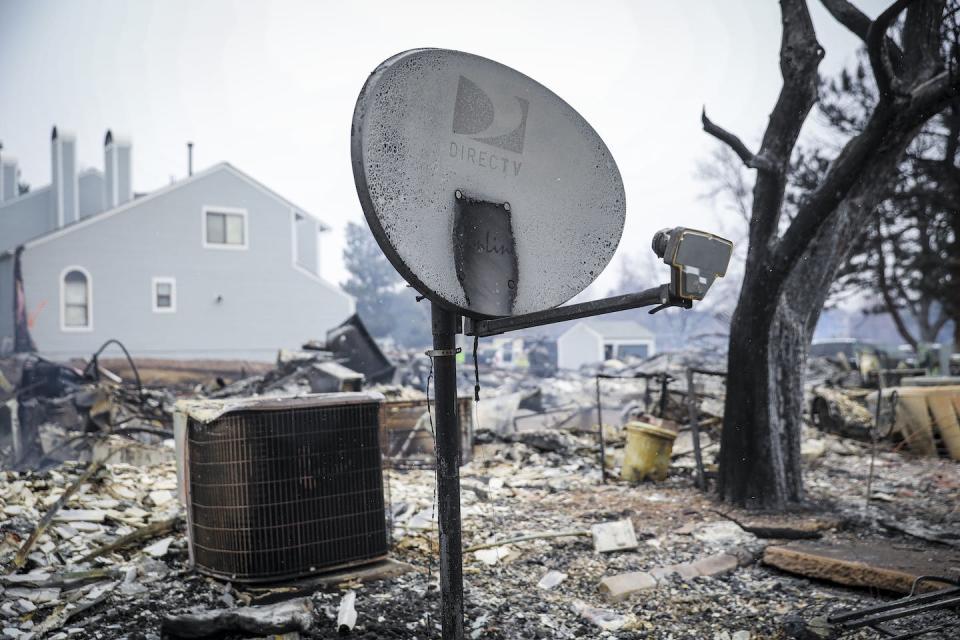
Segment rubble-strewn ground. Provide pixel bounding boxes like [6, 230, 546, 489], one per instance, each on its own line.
[2, 423, 957, 640]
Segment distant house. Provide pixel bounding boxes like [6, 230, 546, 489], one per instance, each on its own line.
[0, 127, 354, 360]
[557, 319, 655, 369]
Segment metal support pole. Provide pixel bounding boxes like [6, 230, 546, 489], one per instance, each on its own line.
[866, 377, 883, 508]
[686, 368, 705, 490]
[595, 376, 607, 484]
[431, 303, 464, 640]
[658, 374, 670, 417]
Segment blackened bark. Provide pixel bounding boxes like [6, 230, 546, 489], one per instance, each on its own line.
[713, 0, 955, 510]
[720, 277, 805, 507]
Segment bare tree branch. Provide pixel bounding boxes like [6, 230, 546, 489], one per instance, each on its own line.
[932, 308, 950, 337]
[867, 0, 918, 100]
[775, 23, 960, 279]
[820, 0, 904, 70]
[701, 109, 778, 173]
[909, 67, 960, 114]
[696, 145, 753, 223]
[876, 222, 919, 348]
[901, 0, 949, 80]
[894, 273, 922, 320]
[741, 0, 824, 257]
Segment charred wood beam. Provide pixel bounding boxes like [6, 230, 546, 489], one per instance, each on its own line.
[79, 515, 181, 563]
[708, 510, 823, 539]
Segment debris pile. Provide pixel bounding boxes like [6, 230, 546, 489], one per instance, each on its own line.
[0, 456, 181, 639]
[0, 341, 956, 638]
[2, 352, 175, 472]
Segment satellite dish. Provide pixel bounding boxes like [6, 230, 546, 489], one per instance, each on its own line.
[351, 48, 625, 318]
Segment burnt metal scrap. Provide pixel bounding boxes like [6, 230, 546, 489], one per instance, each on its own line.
[785, 577, 960, 640]
[1, 344, 175, 471]
[325, 313, 396, 384]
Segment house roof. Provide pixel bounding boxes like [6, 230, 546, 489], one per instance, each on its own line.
[1, 162, 329, 257]
[0, 184, 51, 211]
[579, 319, 654, 341]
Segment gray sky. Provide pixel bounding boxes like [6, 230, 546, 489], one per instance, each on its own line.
[0, 0, 889, 293]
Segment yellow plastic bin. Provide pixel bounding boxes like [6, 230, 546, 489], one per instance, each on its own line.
[621, 421, 677, 482]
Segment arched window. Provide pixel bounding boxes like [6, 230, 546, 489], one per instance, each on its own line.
[62, 267, 91, 330]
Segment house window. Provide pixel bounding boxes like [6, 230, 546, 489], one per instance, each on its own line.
[293, 211, 320, 273]
[203, 207, 247, 248]
[61, 267, 92, 331]
[617, 344, 649, 360]
[152, 277, 176, 313]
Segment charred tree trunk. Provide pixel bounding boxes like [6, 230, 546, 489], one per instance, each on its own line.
[710, 0, 955, 509]
[720, 279, 806, 506]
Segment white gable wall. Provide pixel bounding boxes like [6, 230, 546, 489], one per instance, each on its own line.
[557, 323, 603, 370]
[10, 165, 353, 361]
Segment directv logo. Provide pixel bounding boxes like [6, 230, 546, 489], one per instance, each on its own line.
[452, 76, 528, 154]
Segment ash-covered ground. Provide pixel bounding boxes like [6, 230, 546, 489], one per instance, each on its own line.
[2, 422, 957, 640]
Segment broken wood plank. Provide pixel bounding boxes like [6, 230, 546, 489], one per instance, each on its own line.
[465, 530, 589, 552]
[52, 509, 107, 522]
[12, 459, 105, 569]
[32, 587, 115, 637]
[0, 568, 122, 589]
[763, 541, 960, 594]
[928, 391, 960, 460]
[79, 515, 181, 562]
[710, 510, 824, 540]
[244, 559, 414, 605]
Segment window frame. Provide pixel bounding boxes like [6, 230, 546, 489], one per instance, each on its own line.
[290, 209, 322, 275]
[202, 205, 248, 250]
[60, 265, 93, 332]
[152, 276, 177, 313]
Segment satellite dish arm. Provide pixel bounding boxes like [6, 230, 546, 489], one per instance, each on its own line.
[464, 284, 687, 338]
[464, 226, 733, 338]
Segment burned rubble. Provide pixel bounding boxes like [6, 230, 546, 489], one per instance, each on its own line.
[0, 340, 958, 640]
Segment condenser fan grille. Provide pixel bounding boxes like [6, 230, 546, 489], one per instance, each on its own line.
[186, 401, 387, 582]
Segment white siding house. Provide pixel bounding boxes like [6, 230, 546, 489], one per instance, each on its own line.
[0, 127, 354, 360]
[557, 319, 655, 370]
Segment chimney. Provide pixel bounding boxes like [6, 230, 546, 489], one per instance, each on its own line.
[0, 150, 18, 202]
[104, 129, 133, 208]
[51, 126, 79, 227]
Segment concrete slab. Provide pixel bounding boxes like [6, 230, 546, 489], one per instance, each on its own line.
[691, 553, 739, 577]
[599, 571, 657, 602]
[591, 519, 639, 553]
